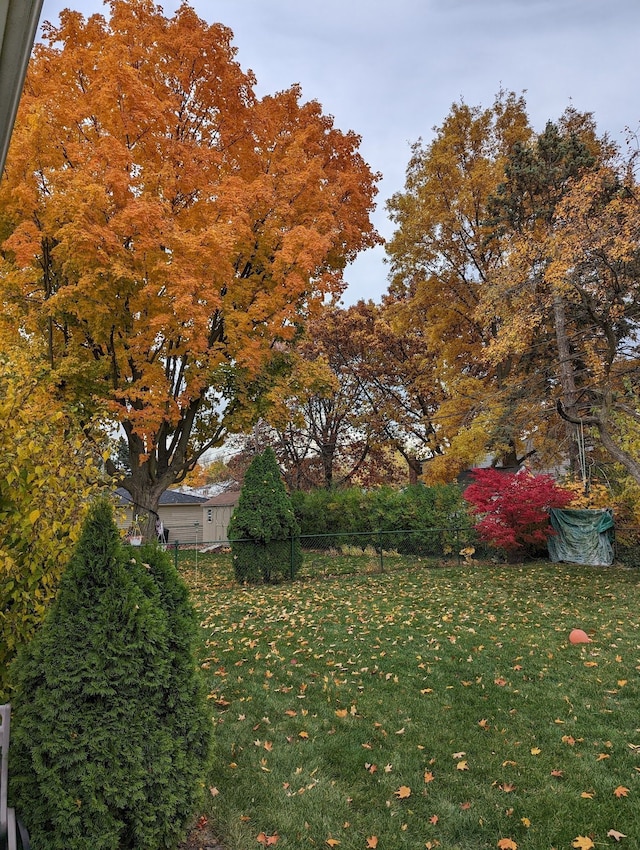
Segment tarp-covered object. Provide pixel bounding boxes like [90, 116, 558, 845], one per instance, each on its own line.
[548, 508, 614, 566]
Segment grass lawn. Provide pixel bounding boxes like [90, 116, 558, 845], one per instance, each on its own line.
[180, 553, 640, 850]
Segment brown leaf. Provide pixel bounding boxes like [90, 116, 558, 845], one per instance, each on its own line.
[497, 839, 518, 849]
[429, 814, 439, 824]
[256, 833, 279, 846]
[366, 838, 378, 849]
[424, 770, 435, 783]
[395, 785, 411, 799]
[607, 829, 627, 841]
[500, 783, 516, 793]
[614, 786, 630, 798]
[326, 839, 340, 847]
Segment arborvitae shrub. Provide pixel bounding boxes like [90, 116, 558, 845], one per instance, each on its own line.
[9, 499, 212, 850]
[228, 448, 302, 583]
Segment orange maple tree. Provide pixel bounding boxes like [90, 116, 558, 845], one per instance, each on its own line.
[0, 0, 379, 534]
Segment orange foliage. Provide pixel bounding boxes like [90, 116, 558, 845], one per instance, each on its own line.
[0, 0, 379, 524]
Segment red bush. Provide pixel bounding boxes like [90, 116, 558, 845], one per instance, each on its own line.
[463, 468, 574, 553]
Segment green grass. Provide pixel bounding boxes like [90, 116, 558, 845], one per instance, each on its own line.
[180, 554, 640, 850]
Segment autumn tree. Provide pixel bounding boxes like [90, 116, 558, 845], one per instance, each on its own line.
[263, 308, 388, 490]
[311, 299, 445, 484]
[385, 91, 533, 482]
[485, 113, 640, 487]
[0, 0, 379, 537]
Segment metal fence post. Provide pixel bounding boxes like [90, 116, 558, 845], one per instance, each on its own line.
[174, 539, 179, 570]
[290, 534, 295, 580]
[378, 530, 384, 573]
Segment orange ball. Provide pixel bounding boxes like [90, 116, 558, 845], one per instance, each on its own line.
[569, 628, 591, 644]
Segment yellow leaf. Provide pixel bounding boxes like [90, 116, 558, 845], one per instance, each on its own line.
[424, 771, 435, 783]
[456, 760, 469, 771]
[497, 839, 518, 850]
[335, 709, 348, 718]
[581, 792, 594, 799]
[520, 818, 531, 828]
[530, 747, 541, 755]
[326, 839, 340, 847]
[395, 785, 412, 799]
[299, 731, 309, 739]
[28, 508, 41, 524]
[572, 838, 594, 850]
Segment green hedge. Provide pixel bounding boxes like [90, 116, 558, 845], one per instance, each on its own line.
[291, 484, 473, 553]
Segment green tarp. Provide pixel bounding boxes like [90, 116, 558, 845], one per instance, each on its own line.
[547, 508, 614, 566]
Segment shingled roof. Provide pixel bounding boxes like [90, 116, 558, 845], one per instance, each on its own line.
[115, 487, 208, 506]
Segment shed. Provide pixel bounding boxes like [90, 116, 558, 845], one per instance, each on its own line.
[202, 488, 241, 544]
[114, 487, 208, 545]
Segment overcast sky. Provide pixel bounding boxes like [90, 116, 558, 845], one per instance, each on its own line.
[38, 0, 640, 304]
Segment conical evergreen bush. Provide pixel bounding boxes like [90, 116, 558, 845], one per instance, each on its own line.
[228, 448, 302, 583]
[9, 498, 212, 850]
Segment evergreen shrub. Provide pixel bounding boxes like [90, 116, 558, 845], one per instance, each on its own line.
[9, 499, 212, 850]
[228, 448, 302, 583]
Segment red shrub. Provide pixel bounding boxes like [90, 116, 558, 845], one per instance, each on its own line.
[463, 468, 574, 553]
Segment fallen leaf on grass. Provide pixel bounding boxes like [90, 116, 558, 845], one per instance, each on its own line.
[607, 829, 627, 841]
[326, 839, 340, 847]
[424, 771, 435, 783]
[497, 839, 517, 849]
[530, 747, 541, 755]
[551, 769, 564, 778]
[395, 785, 412, 799]
[572, 837, 595, 850]
[614, 786, 629, 798]
[256, 832, 279, 846]
[500, 783, 516, 792]
[366, 837, 378, 848]
[456, 760, 469, 771]
[581, 792, 594, 799]
[298, 731, 309, 739]
[429, 814, 439, 824]
[335, 708, 348, 718]
[209, 786, 219, 797]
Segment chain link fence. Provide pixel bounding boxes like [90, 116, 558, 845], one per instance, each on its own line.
[169, 526, 487, 584]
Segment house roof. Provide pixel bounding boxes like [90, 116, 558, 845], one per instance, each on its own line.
[115, 487, 209, 507]
[0, 0, 44, 173]
[203, 488, 241, 508]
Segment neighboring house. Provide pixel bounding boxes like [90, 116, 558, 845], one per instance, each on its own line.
[115, 487, 209, 545]
[201, 488, 241, 545]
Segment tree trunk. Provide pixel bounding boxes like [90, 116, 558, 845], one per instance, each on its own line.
[553, 293, 581, 477]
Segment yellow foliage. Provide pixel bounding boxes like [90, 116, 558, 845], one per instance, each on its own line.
[0, 344, 102, 695]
